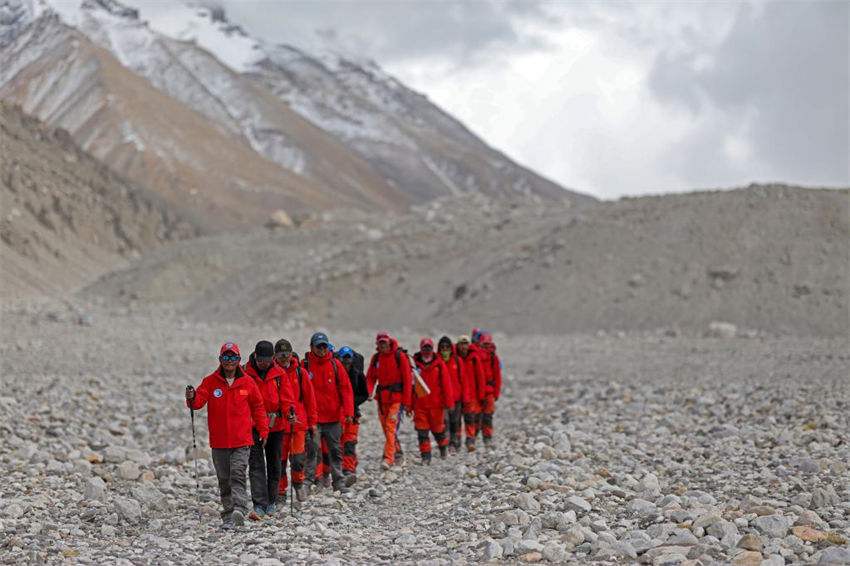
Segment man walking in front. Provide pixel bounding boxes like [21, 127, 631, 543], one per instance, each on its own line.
[366, 332, 412, 469]
[186, 342, 268, 529]
[303, 332, 354, 492]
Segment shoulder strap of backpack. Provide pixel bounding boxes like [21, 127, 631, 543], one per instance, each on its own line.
[295, 366, 304, 402]
[275, 374, 283, 415]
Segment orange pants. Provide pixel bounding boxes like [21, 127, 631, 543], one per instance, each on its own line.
[463, 399, 481, 447]
[278, 428, 306, 493]
[378, 402, 401, 465]
[342, 421, 359, 473]
[414, 407, 448, 454]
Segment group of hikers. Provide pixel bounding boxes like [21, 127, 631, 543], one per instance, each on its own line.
[185, 329, 503, 529]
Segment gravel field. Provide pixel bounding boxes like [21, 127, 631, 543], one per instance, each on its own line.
[1, 302, 848, 565]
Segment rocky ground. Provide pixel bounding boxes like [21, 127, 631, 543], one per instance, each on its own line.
[1, 299, 848, 565]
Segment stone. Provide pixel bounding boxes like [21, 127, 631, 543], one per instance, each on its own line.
[540, 446, 556, 460]
[519, 551, 542, 563]
[790, 525, 827, 542]
[668, 529, 700, 546]
[737, 533, 762, 551]
[811, 486, 839, 508]
[760, 555, 784, 566]
[542, 541, 568, 562]
[114, 497, 141, 523]
[707, 520, 738, 541]
[732, 550, 763, 566]
[816, 547, 850, 564]
[753, 515, 790, 538]
[629, 498, 657, 515]
[562, 525, 585, 547]
[131, 484, 170, 511]
[564, 496, 591, 514]
[707, 321, 738, 338]
[515, 493, 540, 513]
[117, 461, 141, 481]
[85, 476, 108, 501]
[484, 540, 503, 560]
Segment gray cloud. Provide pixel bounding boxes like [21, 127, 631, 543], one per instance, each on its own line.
[649, 1, 849, 186]
[222, 0, 555, 67]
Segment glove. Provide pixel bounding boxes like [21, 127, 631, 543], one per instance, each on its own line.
[345, 416, 354, 424]
[185, 385, 195, 401]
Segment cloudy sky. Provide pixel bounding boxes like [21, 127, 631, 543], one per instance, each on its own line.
[218, 1, 846, 199]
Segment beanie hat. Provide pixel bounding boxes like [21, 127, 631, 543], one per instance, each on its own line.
[254, 340, 274, 362]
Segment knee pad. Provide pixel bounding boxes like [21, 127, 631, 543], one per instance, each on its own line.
[463, 413, 474, 425]
[343, 441, 357, 457]
[291, 453, 306, 472]
[416, 429, 429, 444]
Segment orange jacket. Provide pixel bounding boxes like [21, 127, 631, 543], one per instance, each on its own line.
[457, 348, 485, 403]
[366, 338, 413, 408]
[412, 353, 454, 410]
[187, 365, 268, 449]
[279, 359, 317, 431]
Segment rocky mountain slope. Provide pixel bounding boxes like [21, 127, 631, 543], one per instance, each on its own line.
[0, 101, 196, 298]
[0, 0, 589, 230]
[80, 184, 849, 337]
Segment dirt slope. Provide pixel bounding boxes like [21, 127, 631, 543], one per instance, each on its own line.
[0, 101, 196, 299]
[80, 185, 849, 337]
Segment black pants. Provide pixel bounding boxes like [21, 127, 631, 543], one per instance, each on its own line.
[249, 429, 285, 508]
[306, 422, 343, 487]
[446, 402, 462, 448]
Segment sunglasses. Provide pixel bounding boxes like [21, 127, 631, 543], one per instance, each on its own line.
[220, 354, 239, 362]
[313, 344, 328, 350]
[422, 346, 433, 351]
[438, 345, 451, 350]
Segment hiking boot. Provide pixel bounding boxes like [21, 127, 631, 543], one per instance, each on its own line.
[380, 460, 392, 470]
[439, 445, 448, 459]
[294, 483, 307, 502]
[483, 436, 493, 448]
[332, 481, 349, 493]
[344, 473, 357, 487]
[252, 506, 266, 519]
[395, 450, 405, 464]
[219, 518, 235, 531]
[448, 444, 458, 455]
[467, 443, 476, 452]
[265, 503, 276, 517]
[420, 452, 432, 465]
[232, 510, 245, 526]
[320, 475, 332, 489]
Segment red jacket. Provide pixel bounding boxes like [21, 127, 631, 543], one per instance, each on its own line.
[441, 344, 467, 405]
[412, 353, 454, 410]
[279, 359, 317, 431]
[457, 349, 485, 403]
[366, 338, 413, 408]
[302, 352, 354, 424]
[478, 347, 502, 399]
[243, 356, 294, 433]
[187, 365, 268, 449]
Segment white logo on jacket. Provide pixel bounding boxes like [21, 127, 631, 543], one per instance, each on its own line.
[213, 389, 223, 398]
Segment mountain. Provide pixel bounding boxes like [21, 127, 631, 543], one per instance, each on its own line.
[0, 101, 197, 299]
[0, 0, 592, 230]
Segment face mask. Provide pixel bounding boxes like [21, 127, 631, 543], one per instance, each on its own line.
[440, 350, 451, 361]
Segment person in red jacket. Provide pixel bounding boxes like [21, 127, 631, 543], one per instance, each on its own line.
[412, 338, 454, 463]
[186, 342, 268, 530]
[477, 333, 502, 445]
[273, 338, 316, 504]
[366, 331, 413, 469]
[244, 340, 293, 519]
[456, 335, 485, 452]
[302, 332, 354, 492]
[437, 335, 466, 453]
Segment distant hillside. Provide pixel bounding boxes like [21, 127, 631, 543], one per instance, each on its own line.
[0, 0, 592, 231]
[82, 185, 849, 337]
[0, 102, 196, 298]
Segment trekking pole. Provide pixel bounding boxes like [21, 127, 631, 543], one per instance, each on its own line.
[186, 385, 201, 523]
[288, 406, 296, 517]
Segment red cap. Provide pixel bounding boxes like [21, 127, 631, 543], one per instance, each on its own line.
[376, 331, 390, 343]
[479, 333, 493, 344]
[220, 342, 240, 356]
[420, 337, 434, 349]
